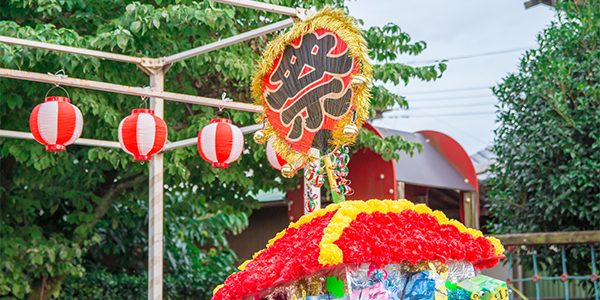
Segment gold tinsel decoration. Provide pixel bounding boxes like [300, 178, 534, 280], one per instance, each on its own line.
[251, 7, 372, 167]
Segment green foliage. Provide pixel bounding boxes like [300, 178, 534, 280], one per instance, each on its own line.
[59, 250, 236, 300]
[0, 0, 443, 299]
[486, 0, 600, 281]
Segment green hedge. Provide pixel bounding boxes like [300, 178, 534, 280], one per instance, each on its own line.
[59, 271, 220, 300]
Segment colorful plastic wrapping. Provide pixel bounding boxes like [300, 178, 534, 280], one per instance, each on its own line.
[236, 261, 509, 300]
[212, 200, 507, 300]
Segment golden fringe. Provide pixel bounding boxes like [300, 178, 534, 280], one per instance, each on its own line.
[251, 7, 372, 166]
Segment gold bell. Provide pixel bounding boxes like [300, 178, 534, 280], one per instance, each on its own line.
[343, 124, 359, 140]
[253, 130, 267, 144]
[281, 163, 297, 178]
[351, 75, 368, 88]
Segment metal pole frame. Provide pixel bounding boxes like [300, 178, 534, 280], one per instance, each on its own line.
[0, 1, 313, 300]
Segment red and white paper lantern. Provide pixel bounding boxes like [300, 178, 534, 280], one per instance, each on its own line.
[118, 109, 167, 161]
[29, 96, 84, 152]
[197, 119, 244, 168]
[266, 140, 287, 170]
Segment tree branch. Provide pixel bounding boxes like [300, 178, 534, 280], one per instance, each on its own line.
[73, 173, 147, 244]
[92, 173, 147, 228]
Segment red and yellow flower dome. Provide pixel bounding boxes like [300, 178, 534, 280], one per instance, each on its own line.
[212, 200, 504, 300]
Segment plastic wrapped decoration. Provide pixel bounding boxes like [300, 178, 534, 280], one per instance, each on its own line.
[251, 7, 372, 169]
[212, 200, 505, 300]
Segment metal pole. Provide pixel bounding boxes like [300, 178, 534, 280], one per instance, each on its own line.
[161, 124, 262, 152]
[211, 0, 297, 15]
[0, 124, 261, 151]
[0, 129, 121, 148]
[148, 68, 164, 300]
[0, 35, 143, 64]
[0, 68, 262, 113]
[463, 191, 479, 229]
[164, 19, 293, 64]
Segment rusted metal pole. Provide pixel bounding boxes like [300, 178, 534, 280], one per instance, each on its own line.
[148, 68, 165, 300]
[0, 35, 143, 64]
[211, 0, 297, 15]
[0, 68, 262, 113]
[0, 129, 121, 148]
[164, 19, 293, 64]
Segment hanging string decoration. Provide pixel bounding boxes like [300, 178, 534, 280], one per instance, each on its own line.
[304, 179, 319, 213]
[30, 86, 83, 152]
[118, 109, 167, 161]
[198, 118, 244, 168]
[330, 146, 353, 196]
[251, 7, 372, 168]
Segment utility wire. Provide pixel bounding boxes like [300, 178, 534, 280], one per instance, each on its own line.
[407, 93, 495, 102]
[402, 102, 497, 110]
[401, 46, 534, 65]
[384, 111, 496, 118]
[400, 86, 491, 96]
[381, 111, 492, 146]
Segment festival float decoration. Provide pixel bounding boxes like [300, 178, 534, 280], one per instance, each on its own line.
[212, 200, 507, 300]
[30, 85, 83, 152]
[118, 109, 167, 161]
[266, 139, 306, 179]
[198, 118, 244, 168]
[252, 7, 371, 204]
[230, 8, 508, 299]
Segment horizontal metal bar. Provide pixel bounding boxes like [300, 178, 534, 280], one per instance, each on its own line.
[0, 129, 121, 148]
[539, 277, 561, 280]
[211, 0, 296, 15]
[162, 124, 261, 152]
[491, 230, 600, 246]
[164, 19, 293, 64]
[0, 68, 263, 112]
[0, 35, 142, 64]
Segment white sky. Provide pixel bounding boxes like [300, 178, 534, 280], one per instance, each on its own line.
[345, 0, 556, 154]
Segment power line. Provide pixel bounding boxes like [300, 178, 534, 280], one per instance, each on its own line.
[403, 102, 497, 110]
[407, 93, 495, 102]
[401, 46, 535, 65]
[384, 111, 496, 118]
[382, 110, 493, 146]
[400, 86, 491, 96]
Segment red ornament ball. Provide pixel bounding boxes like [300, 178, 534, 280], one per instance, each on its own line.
[118, 109, 167, 161]
[29, 96, 84, 152]
[198, 119, 244, 168]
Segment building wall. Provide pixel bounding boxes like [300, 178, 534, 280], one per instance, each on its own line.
[227, 203, 289, 261]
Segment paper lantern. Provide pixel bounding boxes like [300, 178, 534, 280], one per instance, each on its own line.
[29, 96, 84, 152]
[197, 119, 244, 168]
[118, 109, 167, 161]
[266, 140, 287, 170]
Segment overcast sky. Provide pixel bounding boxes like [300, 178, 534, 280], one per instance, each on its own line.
[345, 0, 556, 155]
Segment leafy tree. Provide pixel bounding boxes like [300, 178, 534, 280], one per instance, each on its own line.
[0, 0, 443, 299]
[487, 0, 600, 286]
